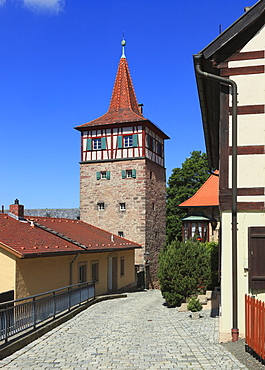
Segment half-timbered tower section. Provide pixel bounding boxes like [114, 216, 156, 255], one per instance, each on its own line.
[75, 41, 169, 278]
[194, 1, 265, 341]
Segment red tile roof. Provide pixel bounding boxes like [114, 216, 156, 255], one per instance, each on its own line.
[178, 171, 219, 208]
[0, 214, 141, 258]
[76, 57, 146, 128]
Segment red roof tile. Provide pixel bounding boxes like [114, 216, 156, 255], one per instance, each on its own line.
[178, 171, 219, 208]
[75, 57, 146, 129]
[0, 214, 141, 258]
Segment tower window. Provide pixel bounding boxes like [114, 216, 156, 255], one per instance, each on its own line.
[118, 134, 138, 148]
[157, 142, 163, 156]
[119, 203, 126, 211]
[122, 169, 136, 178]
[97, 202, 105, 210]
[96, 171, 110, 180]
[124, 135, 133, 147]
[118, 231, 124, 237]
[93, 138, 102, 150]
[92, 137, 106, 150]
[146, 135, 154, 151]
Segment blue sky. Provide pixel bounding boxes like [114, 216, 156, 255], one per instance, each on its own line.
[0, 0, 256, 209]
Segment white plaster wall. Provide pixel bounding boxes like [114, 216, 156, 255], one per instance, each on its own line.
[229, 58, 265, 68]
[238, 195, 265, 203]
[220, 211, 265, 341]
[241, 25, 265, 52]
[231, 74, 265, 106]
[228, 155, 265, 188]
[229, 114, 265, 146]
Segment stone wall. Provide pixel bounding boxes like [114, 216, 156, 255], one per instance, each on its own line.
[80, 158, 166, 279]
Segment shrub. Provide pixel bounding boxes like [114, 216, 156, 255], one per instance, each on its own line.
[187, 297, 202, 312]
[158, 239, 217, 307]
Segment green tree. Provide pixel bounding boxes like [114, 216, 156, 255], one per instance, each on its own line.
[166, 151, 209, 242]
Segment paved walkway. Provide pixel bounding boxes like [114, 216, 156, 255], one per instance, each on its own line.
[0, 290, 247, 369]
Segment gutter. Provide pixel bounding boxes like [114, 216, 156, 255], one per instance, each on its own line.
[70, 253, 80, 286]
[194, 54, 239, 342]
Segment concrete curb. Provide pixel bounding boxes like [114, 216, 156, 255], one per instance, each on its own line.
[0, 293, 127, 360]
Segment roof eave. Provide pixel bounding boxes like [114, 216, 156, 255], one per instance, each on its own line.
[194, 0, 265, 170]
[193, 54, 220, 170]
[75, 119, 170, 140]
[201, 0, 265, 64]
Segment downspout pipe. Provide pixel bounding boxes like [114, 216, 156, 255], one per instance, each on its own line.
[194, 54, 239, 342]
[70, 253, 80, 286]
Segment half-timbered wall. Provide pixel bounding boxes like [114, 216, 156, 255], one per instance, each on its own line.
[81, 125, 164, 167]
[218, 25, 265, 341]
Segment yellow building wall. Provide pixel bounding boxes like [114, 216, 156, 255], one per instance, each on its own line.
[0, 246, 16, 294]
[15, 250, 136, 299]
[220, 211, 265, 342]
[70, 250, 135, 296]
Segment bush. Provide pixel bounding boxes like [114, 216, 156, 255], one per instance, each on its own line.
[187, 297, 202, 312]
[158, 240, 217, 307]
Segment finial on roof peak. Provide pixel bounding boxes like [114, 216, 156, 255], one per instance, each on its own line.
[121, 36, 126, 59]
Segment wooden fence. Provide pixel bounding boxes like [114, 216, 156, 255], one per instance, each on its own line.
[245, 294, 265, 360]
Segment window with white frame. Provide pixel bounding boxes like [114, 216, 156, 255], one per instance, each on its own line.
[93, 138, 102, 150]
[117, 134, 138, 148]
[118, 231, 124, 237]
[124, 135, 133, 147]
[97, 202, 105, 210]
[121, 169, 136, 178]
[96, 171, 110, 180]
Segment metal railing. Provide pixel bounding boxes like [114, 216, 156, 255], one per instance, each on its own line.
[245, 294, 265, 360]
[0, 281, 95, 344]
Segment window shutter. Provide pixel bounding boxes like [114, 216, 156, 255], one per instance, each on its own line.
[96, 172, 101, 180]
[101, 137, 106, 150]
[106, 171, 110, 180]
[122, 170, 126, 179]
[118, 136, 123, 149]
[132, 169, 136, 178]
[86, 138, 92, 151]
[133, 134, 138, 147]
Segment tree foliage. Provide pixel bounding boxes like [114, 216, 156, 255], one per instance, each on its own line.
[166, 151, 209, 242]
[158, 240, 218, 307]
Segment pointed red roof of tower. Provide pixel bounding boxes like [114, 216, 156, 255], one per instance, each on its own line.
[76, 41, 147, 129]
[178, 171, 219, 208]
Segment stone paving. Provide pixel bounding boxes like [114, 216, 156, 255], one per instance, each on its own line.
[0, 290, 247, 369]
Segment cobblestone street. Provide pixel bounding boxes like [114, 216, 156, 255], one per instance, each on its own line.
[0, 290, 247, 369]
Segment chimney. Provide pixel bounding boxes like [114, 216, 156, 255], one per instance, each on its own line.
[9, 199, 24, 220]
